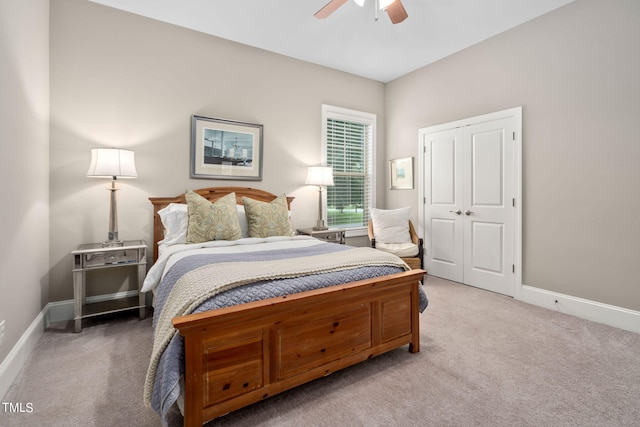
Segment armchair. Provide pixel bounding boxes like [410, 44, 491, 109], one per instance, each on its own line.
[368, 219, 424, 270]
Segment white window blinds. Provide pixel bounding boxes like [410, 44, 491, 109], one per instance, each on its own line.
[322, 106, 375, 231]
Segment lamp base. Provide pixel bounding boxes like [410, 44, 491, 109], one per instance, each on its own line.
[313, 219, 328, 231]
[102, 240, 124, 247]
[313, 186, 329, 231]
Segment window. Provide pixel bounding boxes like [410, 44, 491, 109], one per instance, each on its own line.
[322, 105, 376, 235]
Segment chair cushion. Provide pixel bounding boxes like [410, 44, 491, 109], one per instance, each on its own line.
[375, 242, 419, 258]
[370, 207, 411, 244]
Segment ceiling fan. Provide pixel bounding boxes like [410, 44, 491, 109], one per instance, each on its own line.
[314, 0, 408, 24]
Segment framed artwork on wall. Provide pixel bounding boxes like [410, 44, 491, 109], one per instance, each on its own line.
[191, 115, 263, 180]
[389, 156, 413, 190]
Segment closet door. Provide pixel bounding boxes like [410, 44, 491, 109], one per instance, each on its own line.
[423, 128, 464, 282]
[462, 118, 515, 296]
[421, 110, 519, 297]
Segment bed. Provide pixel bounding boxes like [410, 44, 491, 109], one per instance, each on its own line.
[143, 186, 427, 426]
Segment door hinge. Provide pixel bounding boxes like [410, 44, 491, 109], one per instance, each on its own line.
[423, 197, 426, 204]
[512, 131, 516, 141]
[512, 198, 515, 207]
[512, 264, 515, 273]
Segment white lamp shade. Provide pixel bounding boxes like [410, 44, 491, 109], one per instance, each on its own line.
[353, 0, 365, 6]
[87, 148, 137, 178]
[306, 166, 334, 187]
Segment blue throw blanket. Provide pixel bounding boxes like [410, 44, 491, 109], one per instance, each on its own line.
[149, 242, 428, 424]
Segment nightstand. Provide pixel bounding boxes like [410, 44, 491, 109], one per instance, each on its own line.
[71, 240, 147, 332]
[296, 228, 346, 244]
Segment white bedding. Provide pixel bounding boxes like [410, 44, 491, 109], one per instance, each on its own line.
[142, 235, 322, 293]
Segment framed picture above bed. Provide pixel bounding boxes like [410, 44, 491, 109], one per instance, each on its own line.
[191, 115, 263, 180]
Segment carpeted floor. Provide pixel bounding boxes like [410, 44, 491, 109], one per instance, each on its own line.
[2, 276, 640, 426]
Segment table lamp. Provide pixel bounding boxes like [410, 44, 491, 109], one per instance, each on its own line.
[86, 148, 137, 246]
[306, 166, 334, 231]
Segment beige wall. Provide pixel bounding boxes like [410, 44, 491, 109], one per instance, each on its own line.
[385, 0, 640, 310]
[0, 0, 50, 363]
[8, 0, 636, 332]
[49, 0, 386, 301]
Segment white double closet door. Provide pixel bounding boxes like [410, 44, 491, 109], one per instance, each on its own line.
[419, 108, 521, 297]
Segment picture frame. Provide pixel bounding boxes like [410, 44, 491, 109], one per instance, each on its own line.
[389, 156, 414, 190]
[191, 115, 263, 180]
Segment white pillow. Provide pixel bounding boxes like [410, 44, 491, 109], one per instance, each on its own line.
[370, 207, 411, 244]
[158, 202, 251, 246]
[236, 204, 249, 239]
[157, 203, 188, 246]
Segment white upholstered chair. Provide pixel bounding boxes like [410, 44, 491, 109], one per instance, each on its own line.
[367, 207, 424, 270]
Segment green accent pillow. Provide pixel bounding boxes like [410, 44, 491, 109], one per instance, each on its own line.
[243, 194, 293, 238]
[185, 191, 242, 243]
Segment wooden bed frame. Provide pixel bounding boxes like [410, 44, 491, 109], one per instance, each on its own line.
[149, 187, 425, 426]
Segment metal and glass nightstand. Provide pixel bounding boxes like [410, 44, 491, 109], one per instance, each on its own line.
[71, 240, 147, 332]
[296, 228, 346, 244]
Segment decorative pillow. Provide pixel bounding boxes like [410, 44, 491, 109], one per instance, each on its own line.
[158, 202, 250, 244]
[243, 194, 294, 238]
[157, 203, 188, 246]
[186, 191, 242, 243]
[370, 207, 411, 244]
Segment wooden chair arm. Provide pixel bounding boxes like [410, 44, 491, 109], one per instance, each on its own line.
[367, 219, 376, 248]
[408, 220, 419, 245]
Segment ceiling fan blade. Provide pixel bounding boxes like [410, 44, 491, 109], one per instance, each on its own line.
[314, 0, 349, 19]
[385, 0, 408, 24]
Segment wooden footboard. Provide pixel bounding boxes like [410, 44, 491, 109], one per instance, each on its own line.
[173, 269, 425, 426]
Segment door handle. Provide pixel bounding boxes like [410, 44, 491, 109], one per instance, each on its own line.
[465, 210, 474, 216]
[449, 209, 462, 215]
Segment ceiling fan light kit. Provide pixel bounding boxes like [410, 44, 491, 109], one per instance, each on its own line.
[379, 0, 395, 9]
[314, 0, 408, 24]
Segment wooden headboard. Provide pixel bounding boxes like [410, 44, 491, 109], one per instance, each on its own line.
[149, 187, 294, 262]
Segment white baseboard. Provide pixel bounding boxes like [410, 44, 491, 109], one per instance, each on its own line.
[0, 290, 142, 401]
[519, 284, 640, 334]
[0, 306, 46, 401]
[46, 290, 140, 325]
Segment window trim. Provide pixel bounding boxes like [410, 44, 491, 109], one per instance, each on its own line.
[321, 104, 376, 237]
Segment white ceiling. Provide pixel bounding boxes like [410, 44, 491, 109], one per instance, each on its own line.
[89, 0, 574, 82]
